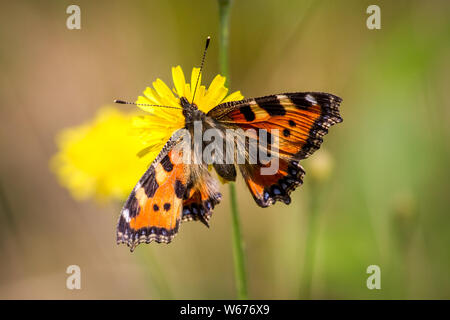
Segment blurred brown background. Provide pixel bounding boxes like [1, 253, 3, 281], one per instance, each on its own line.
[0, 0, 449, 299]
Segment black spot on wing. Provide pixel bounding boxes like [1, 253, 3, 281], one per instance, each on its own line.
[125, 190, 140, 218]
[163, 203, 171, 211]
[142, 166, 158, 197]
[117, 215, 128, 233]
[174, 179, 186, 199]
[239, 104, 256, 121]
[160, 155, 174, 172]
[287, 94, 313, 109]
[255, 96, 286, 116]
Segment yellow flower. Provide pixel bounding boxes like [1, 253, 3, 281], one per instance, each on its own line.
[306, 148, 334, 182]
[134, 66, 243, 159]
[51, 66, 243, 202]
[51, 107, 150, 202]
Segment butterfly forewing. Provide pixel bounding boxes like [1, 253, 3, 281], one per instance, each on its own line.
[117, 141, 189, 251]
[207, 92, 342, 207]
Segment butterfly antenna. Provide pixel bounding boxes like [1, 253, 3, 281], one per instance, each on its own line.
[114, 99, 182, 110]
[191, 36, 211, 104]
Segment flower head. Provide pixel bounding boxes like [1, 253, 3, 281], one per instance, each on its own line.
[51, 107, 149, 202]
[307, 148, 334, 182]
[134, 66, 243, 160]
[51, 66, 243, 202]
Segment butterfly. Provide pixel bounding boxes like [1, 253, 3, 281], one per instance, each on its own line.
[115, 38, 343, 251]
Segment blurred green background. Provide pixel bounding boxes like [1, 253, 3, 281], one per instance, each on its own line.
[0, 0, 449, 299]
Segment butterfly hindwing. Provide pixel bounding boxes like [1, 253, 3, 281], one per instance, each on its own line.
[207, 92, 342, 207]
[117, 142, 188, 250]
[239, 159, 305, 207]
[181, 165, 222, 227]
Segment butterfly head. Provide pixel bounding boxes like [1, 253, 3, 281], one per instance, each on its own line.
[180, 96, 205, 123]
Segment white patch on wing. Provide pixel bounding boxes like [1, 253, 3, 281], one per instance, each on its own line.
[305, 94, 317, 105]
[122, 208, 131, 222]
[276, 94, 288, 100]
[134, 182, 141, 192]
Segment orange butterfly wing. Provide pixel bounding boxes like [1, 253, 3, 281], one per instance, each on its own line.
[117, 146, 188, 250]
[208, 92, 342, 207]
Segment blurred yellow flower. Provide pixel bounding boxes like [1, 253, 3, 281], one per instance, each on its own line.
[134, 65, 243, 158]
[51, 107, 149, 202]
[307, 148, 334, 182]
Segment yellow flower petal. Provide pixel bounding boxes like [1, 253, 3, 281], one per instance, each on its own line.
[222, 90, 244, 103]
[208, 74, 227, 92]
[142, 87, 160, 105]
[212, 87, 229, 107]
[153, 79, 179, 108]
[137, 94, 156, 113]
[199, 75, 227, 112]
[193, 85, 206, 106]
[190, 67, 202, 95]
[172, 66, 186, 97]
[184, 83, 192, 102]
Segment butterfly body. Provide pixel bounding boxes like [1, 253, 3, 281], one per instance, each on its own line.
[180, 97, 205, 122]
[117, 91, 342, 251]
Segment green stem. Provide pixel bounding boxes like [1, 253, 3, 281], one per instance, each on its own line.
[229, 182, 248, 299]
[218, 0, 231, 82]
[218, 0, 248, 300]
[300, 181, 321, 299]
[138, 248, 173, 299]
